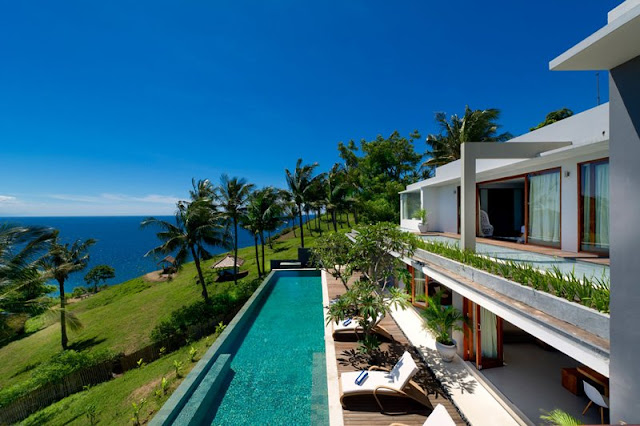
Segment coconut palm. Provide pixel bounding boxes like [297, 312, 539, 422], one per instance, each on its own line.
[283, 200, 298, 238]
[142, 199, 227, 302]
[285, 158, 320, 248]
[242, 199, 263, 276]
[423, 106, 512, 168]
[323, 163, 347, 232]
[39, 231, 95, 350]
[217, 175, 255, 285]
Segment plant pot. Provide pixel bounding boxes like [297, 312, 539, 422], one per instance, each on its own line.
[435, 340, 457, 362]
[417, 223, 428, 233]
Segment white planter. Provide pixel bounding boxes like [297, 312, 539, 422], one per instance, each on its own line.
[435, 340, 457, 362]
[417, 223, 429, 233]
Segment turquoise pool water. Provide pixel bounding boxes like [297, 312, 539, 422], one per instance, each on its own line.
[203, 271, 328, 425]
[421, 235, 609, 280]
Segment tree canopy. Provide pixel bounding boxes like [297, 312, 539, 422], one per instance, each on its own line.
[530, 108, 573, 131]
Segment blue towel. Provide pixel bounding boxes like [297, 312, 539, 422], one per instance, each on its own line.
[342, 318, 352, 326]
[355, 370, 368, 385]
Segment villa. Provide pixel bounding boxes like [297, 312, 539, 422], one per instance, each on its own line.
[397, 1, 640, 424]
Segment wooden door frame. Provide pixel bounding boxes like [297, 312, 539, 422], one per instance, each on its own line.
[463, 298, 504, 369]
[577, 157, 609, 255]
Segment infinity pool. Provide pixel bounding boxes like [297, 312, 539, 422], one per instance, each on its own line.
[154, 270, 328, 426]
[421, 235, 609, 280]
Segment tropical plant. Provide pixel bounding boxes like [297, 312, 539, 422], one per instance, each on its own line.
[173, 360, 183, 378]
[420, 290, 464, 345]
[83, 264, 115, 293]
[310, 232, 353, 290]
[531, 108, 574, 131]
[350, 222, 418, 289]
[424, 106, 512, 168]
[189, 345, 198, 362]
[323, 163, 348, 232]
[243, 187, 283, 276]
[540, 409, 583, 425]
[285, 158, 320, 248]
[142, 198, 228, 303]
[39, 232, 95, 350]
[282, 200, 299, 238]
[131, 398, 146, 426]
[416, 208, 428, 224]
[326, 280, 411, 353]
[217, 174, 255, 285]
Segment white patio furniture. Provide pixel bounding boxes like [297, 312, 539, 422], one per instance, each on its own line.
[582, 380, 609, 424]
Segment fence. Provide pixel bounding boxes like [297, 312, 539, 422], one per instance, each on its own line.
[0, 312, 238, 425]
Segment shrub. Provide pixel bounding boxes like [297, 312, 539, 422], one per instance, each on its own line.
[71, 286, 89, 299]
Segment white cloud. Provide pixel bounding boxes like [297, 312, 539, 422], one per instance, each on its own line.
[48, 193, 179, 205]
[0, 195, 17, 202]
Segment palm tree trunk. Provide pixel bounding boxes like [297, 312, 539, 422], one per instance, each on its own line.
[260, 231, 266, 274]
[316, 209, 322, 234]
[191, 246, 209, 302]
[332, 209, 338, 232]
[346, 211, 351, 228]
[254, 234, 261, 276]
[58, 278, 68, 350]
[354, 208, 359, 225]
[233, 218, 239, 285]
[298, 204, 305, 248]
[292, 219, 296, 237]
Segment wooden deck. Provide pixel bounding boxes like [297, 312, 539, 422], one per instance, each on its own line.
[326, 275, 467, 426]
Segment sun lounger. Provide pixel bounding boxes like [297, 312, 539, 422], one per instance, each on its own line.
[339, 351, 432, 414]
[389, 404, 455, 426]
[332, 313, 394, 341]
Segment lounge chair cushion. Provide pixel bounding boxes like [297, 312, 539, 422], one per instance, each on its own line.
[333, 313, 384, 332]
[424, 404, 455, 426]
[341, 351, 418, 396]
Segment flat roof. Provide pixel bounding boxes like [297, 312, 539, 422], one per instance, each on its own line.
[550, 3, 640, 70]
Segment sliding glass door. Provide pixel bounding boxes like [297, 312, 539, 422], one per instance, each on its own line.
[580, 159, 609, 253]
[463, 299, 503, 369]
[527, 169, 561, 247]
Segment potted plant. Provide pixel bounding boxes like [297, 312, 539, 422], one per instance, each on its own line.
[416, 209, 429, 233]
[421, 289, 464, 362]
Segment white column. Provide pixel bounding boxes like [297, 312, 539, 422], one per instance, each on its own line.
[460, 143, 476, 251]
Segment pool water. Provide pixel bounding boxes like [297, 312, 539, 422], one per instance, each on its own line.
[204, 271, 328, 425]
[421, 235, 609, 280]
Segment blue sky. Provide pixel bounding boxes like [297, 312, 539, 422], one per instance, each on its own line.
[0, 1, 617, 216]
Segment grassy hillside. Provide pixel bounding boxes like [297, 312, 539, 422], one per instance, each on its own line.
[1, 214, 352, 423]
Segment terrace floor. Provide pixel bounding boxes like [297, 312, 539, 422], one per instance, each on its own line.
[324, 273, 466, 426]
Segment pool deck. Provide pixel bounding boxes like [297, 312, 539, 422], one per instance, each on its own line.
[323, 272, 466, 426]
[418, 232, 610, 266]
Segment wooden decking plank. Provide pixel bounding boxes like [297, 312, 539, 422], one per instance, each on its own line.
[325, 274, 467, 426]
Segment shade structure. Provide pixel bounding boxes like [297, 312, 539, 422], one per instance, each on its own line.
[157, 255, 176, 265]
[212, 254, 245, 269]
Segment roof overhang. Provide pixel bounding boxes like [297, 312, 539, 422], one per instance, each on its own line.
[550, 2, 640, 71]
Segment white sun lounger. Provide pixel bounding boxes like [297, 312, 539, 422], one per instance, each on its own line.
[332, 313, 394, 341]
[390, 404, 456, 426]
[339, 351, 432, 413]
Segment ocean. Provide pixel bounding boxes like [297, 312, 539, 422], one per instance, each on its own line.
[1, 216, 297, 294]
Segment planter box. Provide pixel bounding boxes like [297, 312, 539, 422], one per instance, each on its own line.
[414, 248, 610, 340]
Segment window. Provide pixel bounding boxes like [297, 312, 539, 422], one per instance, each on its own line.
[401, 192, 421, 220]
[580, 159, 609, 253]
[527, 169, 561, 247]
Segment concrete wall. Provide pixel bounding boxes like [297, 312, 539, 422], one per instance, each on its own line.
[609, 55, 640, 423]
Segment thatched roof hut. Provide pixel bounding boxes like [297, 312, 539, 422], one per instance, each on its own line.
[212, 255, 245, 269]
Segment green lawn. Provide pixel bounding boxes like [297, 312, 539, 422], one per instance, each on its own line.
[0, 214, 352, 422]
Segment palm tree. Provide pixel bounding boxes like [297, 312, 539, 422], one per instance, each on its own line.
[283, 200, 298, 238]
[217, 175, 255, 285]
[285, 158, 320, 248]
[40, 231, 95, 350]
[323, 163, 346, 232]
[423, 106, 512, 168]
[242, 199, 263, 276]
[142, 199, 227, 302]
[0, 224, 55, 314]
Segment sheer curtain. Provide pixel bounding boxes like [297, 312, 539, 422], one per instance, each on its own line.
[528, 172, 560, 246]
[480, 307, 497, 358]
[595, 163, 610, 249]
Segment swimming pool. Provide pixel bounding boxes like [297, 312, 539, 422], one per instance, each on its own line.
[421, 235, 609, 280]
[152, 270, 328, 426]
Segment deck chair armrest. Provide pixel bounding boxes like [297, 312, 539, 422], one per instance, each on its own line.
[368, 366, 390, 372]
[372, 385, 407, 413]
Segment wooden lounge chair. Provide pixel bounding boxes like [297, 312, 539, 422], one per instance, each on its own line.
[332, 314, 395, 341]
[389, 404, 456, 426]
[340, 351, 433, 414]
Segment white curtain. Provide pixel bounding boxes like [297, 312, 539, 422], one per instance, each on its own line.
[528, 172, 560, 245]
[414, 269, 426, 299]
[582, 168, 591, 244]
[595, 163, 610, 248]
[480, 307, 498, 358]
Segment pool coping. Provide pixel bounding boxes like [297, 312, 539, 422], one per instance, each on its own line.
[150, 270, 278, 425]
[321, 270, 345, 426]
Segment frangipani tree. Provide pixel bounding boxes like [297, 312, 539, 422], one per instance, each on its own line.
[311, 232, 353, 290]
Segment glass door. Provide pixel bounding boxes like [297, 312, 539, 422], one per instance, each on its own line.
[463, 298, 503, 369]
[527, 169, 561, 247]
[580, 159, 609, 253]
[410, 266, 427, 307]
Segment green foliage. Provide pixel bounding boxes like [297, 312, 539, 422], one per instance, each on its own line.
[420, 240, 610, 313]
[85, 403, 98, 425]
[150, 294, 235, 343]
[0, 349, 113, 407]
[173, 360, 183, 378]
[215, 321, 227, 336]
[84, 264, 116, 293]
[285, 158, 321, 248]
[327, 280, 411, 353]
[131, 397, 146, 425]
[350, 222, 419, 288]
[416, 208, 428, 223]
[311, 232, 354, 289]
[424, 106, 511, 168]
[136, 358, 146, 369]
[540, 409, 583, 425]
[531, 108, 574, 131]
[71, 286, 89, 298]
[421, 290, 464, 345]
[189, 346, 198, 362]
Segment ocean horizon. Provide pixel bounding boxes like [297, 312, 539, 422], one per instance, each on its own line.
[1, 215, 299, 294]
